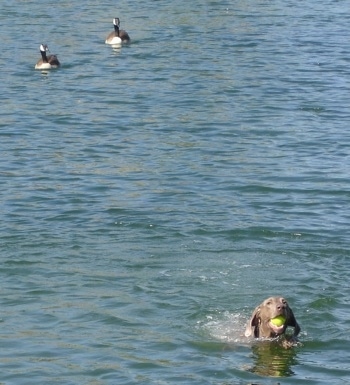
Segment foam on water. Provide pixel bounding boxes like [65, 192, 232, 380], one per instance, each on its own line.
[200, 311, 249, 345]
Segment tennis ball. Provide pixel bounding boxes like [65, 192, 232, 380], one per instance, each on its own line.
[270, 315, 286, 327]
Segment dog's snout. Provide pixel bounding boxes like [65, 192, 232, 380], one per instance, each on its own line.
[279, 298, 287, 308]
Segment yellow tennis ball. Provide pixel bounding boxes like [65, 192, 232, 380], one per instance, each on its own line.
[270, 315, 286, 327]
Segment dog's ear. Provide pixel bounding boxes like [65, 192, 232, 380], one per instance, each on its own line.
[244, 305, 261, 337]
[286, 306, 301, 336]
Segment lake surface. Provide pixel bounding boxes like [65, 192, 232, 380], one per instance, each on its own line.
[1, 0, 350, 384]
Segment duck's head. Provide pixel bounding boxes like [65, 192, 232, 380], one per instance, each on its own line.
[40, 44, 49, 52]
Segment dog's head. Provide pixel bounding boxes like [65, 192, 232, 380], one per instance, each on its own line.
[245, 296, 300, 339]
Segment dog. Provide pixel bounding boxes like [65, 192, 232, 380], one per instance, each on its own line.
[245, 296, 300, 343]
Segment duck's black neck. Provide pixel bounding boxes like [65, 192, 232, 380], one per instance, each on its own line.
[40, 50, 48, 63]
[113, 24, 120, 36]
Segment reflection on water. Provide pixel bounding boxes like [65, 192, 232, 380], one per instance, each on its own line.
[248, 339, 299, 377]
[111, 44, 122, 51]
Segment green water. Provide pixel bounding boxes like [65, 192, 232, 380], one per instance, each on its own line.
[1, 1, 350, 384]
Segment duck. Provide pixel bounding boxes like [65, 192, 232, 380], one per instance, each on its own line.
[105, 18, 130, 45]
[35, 44, 60, 70]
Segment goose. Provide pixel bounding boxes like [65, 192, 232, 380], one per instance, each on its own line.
[35, 44, 60, 70]
[105, 18, 130, 45]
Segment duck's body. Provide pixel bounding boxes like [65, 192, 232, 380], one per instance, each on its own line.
[105, 18, 130, 44]
[35, 44, 60, 70]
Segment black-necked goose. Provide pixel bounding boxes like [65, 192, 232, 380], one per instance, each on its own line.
[35, 44, 60, 70]
[105, 18, 130, 45]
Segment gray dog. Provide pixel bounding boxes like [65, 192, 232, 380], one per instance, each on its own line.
[245, 296, 300, 341]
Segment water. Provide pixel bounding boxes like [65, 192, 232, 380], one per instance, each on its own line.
[1, 0, 350, 383]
